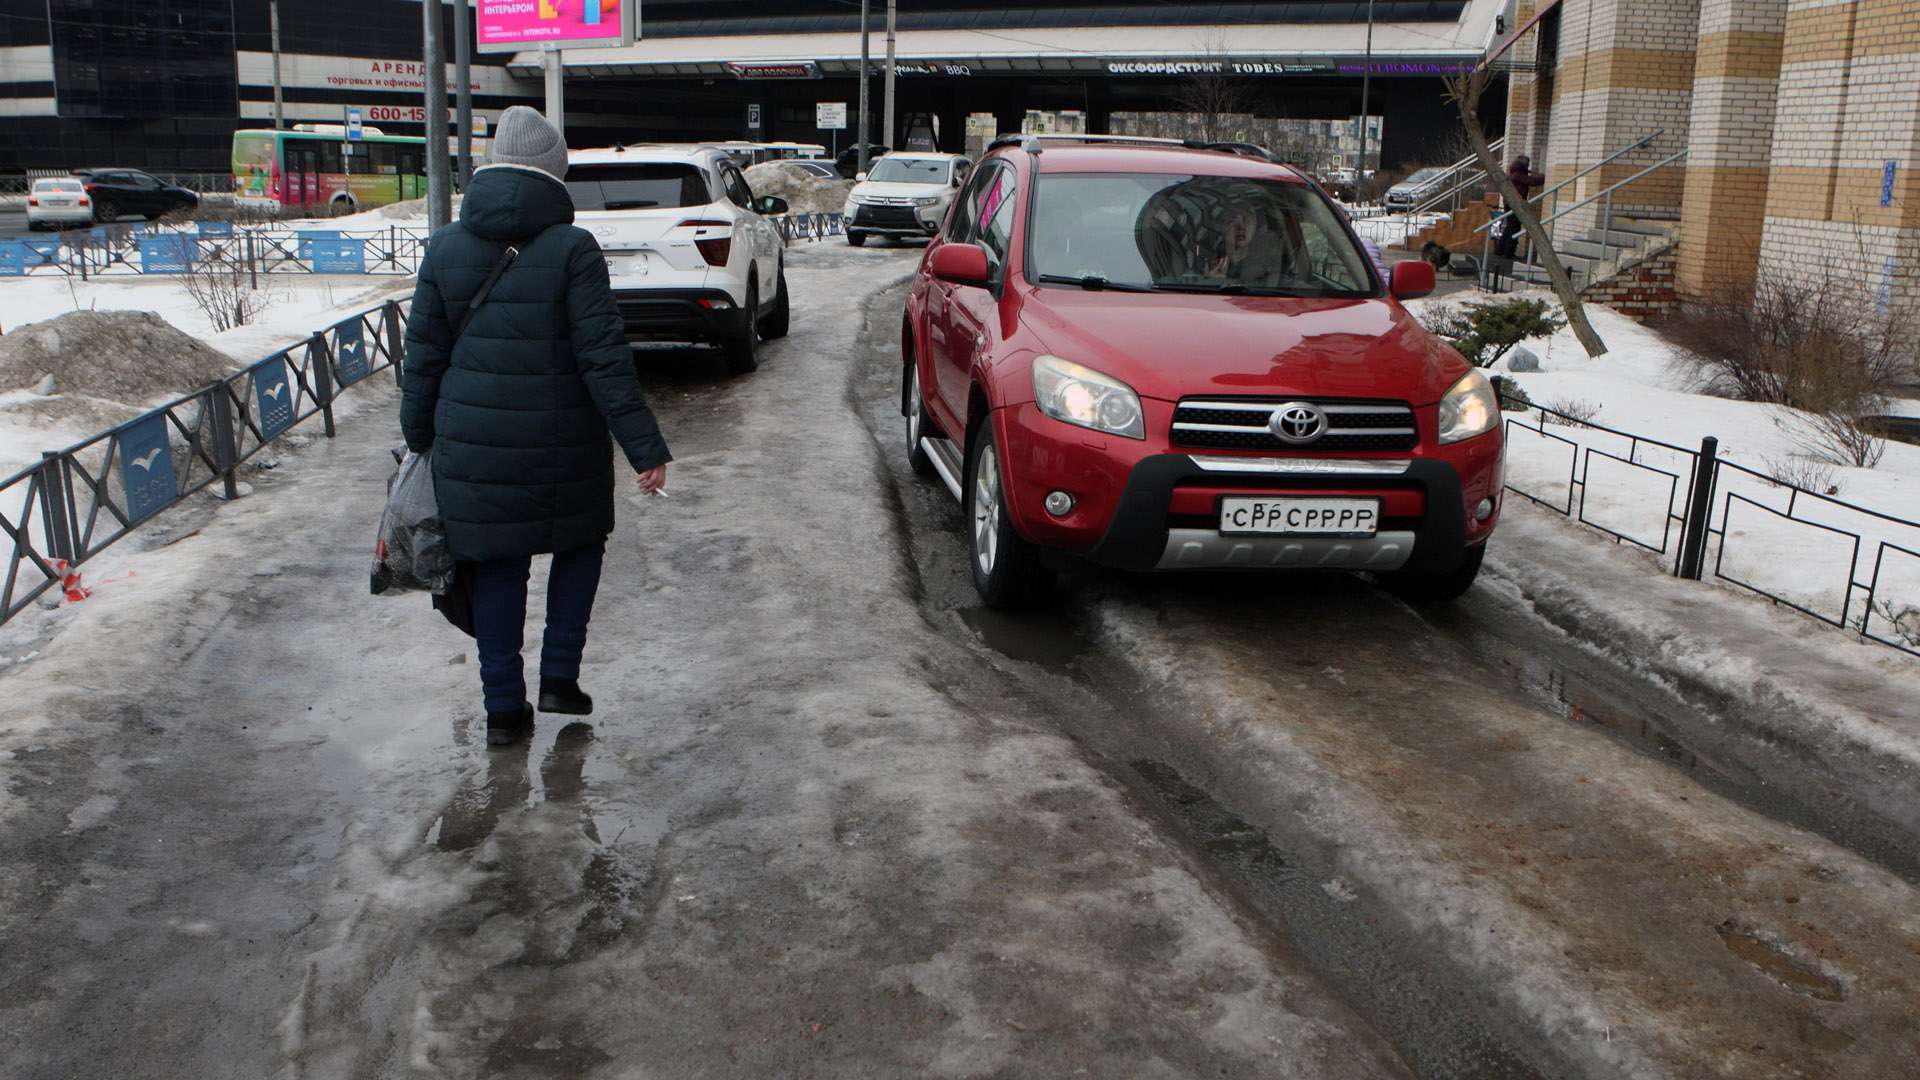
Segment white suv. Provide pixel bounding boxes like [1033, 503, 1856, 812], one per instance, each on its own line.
[844, 152, 971, 246]
[565, 145, 790, 374]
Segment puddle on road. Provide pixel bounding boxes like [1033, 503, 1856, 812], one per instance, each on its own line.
[957, 606, 1090, 674]
[1549, 667, 1723, 781]
[1715, 920, 1847, 1002]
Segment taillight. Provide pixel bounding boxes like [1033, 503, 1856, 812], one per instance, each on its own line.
[679, 218, 733, 266]
[77, 197, 89, 206]
[26, 196, 36, 206]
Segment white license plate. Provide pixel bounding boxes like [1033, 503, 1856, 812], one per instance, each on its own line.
[605, 253, 649, 276]
[42, 198, 74, 206]
[1219, 497, 1380, 536]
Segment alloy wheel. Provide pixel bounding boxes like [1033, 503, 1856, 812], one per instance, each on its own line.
[972, 441, 1000, 575]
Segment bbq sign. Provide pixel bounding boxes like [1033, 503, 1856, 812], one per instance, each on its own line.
[477, 0, 637, 53]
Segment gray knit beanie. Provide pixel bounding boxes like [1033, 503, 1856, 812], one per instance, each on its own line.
[486, 106, 569, 182]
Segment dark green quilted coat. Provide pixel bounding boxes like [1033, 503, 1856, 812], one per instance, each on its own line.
[400, 165, 670, 562]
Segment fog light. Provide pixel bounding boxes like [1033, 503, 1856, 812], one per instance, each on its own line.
[1044, 491, 1074, 516]
[1474, 498, 1494, 522]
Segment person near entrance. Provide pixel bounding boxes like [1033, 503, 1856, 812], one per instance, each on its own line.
[400, 106, 672, 748]
[1497, 154, 1546, 259]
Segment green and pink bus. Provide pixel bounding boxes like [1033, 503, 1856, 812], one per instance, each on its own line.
[233, 126, 432, 213]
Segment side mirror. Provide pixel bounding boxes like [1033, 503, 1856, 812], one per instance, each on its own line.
[855, 171, 868, 182]
[929, 242, 991, 287]
[1389, 259, 1435, 300]
[755, 195, 789, 216]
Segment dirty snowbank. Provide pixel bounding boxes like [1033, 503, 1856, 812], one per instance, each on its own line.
[745, 161, 854, 215]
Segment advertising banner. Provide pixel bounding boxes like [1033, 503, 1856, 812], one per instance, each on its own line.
[477, 0, 635, 53]
[119, 412, 178, 522]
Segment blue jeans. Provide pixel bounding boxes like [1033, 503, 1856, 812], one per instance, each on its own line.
[469, 542, 606, 715]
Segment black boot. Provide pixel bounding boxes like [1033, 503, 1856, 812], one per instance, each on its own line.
[538, 678, 593, 716]
[486, 703, 535, 748]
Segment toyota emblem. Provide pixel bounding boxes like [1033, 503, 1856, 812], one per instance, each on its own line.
[1268, 402, 1326, 444]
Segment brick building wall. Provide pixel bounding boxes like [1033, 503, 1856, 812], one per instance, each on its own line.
[1676, 0, 1787, 299]
[1581, 246, 1681, 318]
[1547, 0, 1702, 234]
[1757, 0, 1920, 313]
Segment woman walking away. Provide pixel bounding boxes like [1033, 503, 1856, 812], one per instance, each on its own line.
[401, 106, 670, 749]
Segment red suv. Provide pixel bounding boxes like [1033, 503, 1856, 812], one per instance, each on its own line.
[900, 135, 1504, 608]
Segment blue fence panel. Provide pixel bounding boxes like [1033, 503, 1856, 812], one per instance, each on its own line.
[197, 221, 233, 238]
[139, 234, 195, 273]
[253, 353, 296, 438]
[0, 242, 24, 276]
[297, 230, 342, 259]
[333, 317, 369, 385]
[310, 237, 366, 274]
[118, 412, 179, 521]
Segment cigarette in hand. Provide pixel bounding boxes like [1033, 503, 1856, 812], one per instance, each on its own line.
[650, 488, 671, 498]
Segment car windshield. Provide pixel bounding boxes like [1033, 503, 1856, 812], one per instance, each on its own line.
[1405, 168, 1447, 184]
[866, 158, 949, 184]
[564, 163, 710, 211]
[1029, 172, 1377, 298]
[34, 179, 83, 192]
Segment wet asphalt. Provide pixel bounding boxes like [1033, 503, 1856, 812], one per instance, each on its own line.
[2, 241, 1918, 1079]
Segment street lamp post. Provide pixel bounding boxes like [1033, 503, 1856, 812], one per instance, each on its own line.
[858, 0, 872, 176]
[270, 0, 284, 129]
[1357, 0, 1374, 180]
[883, 0, 897, 152]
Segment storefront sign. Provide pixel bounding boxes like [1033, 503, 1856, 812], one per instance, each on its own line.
[726, 61, 820, 80]
[476, 0, 636, 53]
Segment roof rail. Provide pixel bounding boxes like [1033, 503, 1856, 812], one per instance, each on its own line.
[1181, 140, 1274, 162]
[985, 133, 1189, 154]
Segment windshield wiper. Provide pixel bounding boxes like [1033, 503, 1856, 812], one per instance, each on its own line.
[1150, 281, 1308, 297]
[1034, 273, 1153, 292]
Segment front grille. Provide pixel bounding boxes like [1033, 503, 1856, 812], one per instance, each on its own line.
[1171, 398, 1419, 452]
[852, 204, 924, 228]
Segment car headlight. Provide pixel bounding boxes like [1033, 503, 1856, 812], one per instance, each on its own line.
[846, 192, 869, 205]
[1437, 369, 1500, 444]
[1032, 355, 1145, 440]
[913, 196, 942, 207]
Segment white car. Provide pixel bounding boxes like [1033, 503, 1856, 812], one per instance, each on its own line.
[563, 145, 791, 374]
[843, 152, 971, 246]
[26, 177, 93, 230]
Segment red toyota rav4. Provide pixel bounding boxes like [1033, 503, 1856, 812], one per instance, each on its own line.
[901, 135, 1503, 608]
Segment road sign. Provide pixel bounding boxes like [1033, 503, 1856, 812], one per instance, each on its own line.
[346, 107, 363, 141]
[817, 102, 848, 131]
[748, 103, 762, 130]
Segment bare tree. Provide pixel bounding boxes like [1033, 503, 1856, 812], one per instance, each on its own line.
[1443, 66, 1607, 357]
[181, 255, 270, 333]
[1174, 39, 1253, 145]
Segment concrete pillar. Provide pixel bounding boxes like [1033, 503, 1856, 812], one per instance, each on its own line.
[1757, 0, 1920, 311]
[1677, 0, 1787, 299]
[1550, 0, 1702, 233]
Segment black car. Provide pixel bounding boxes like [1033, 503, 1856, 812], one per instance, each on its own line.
[75, 169, 200, 222]
[834, 144, 892, 179]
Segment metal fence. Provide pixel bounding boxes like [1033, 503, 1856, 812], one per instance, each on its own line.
[1499, 393, 1920, 657]
[5, 213, 847, 279]
[1, 301, 406, 625]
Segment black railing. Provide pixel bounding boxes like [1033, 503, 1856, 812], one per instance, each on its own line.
[1, 301, 406, 625]
[1499, 393, 1920, 657]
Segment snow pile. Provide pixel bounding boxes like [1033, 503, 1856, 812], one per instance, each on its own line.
[744, 162, 854, 215]
[0, 310, 238, 402]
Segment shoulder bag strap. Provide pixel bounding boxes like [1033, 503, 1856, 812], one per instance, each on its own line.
[452, 242, 520, 342]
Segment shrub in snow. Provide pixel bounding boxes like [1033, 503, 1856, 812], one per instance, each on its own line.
[181, 257, 272, 333]
[1541, 396, 1603, 429]
[1762, 454, 1841, 496]
[1416, 297, 1565, 368]
[1490, 375, 1531, 412]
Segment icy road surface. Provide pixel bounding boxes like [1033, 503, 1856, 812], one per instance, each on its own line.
[0, 245, 1407, 1079]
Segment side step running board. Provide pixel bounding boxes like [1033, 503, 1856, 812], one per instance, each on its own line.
[922, 437, 965, 502]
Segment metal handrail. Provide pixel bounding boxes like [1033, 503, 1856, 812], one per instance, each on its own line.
[1473, 129, 1664, 235]
[1409, 136, 1506, 216]
[1532, 148, 1689, 231]
[1478, 147, 1689, 291]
